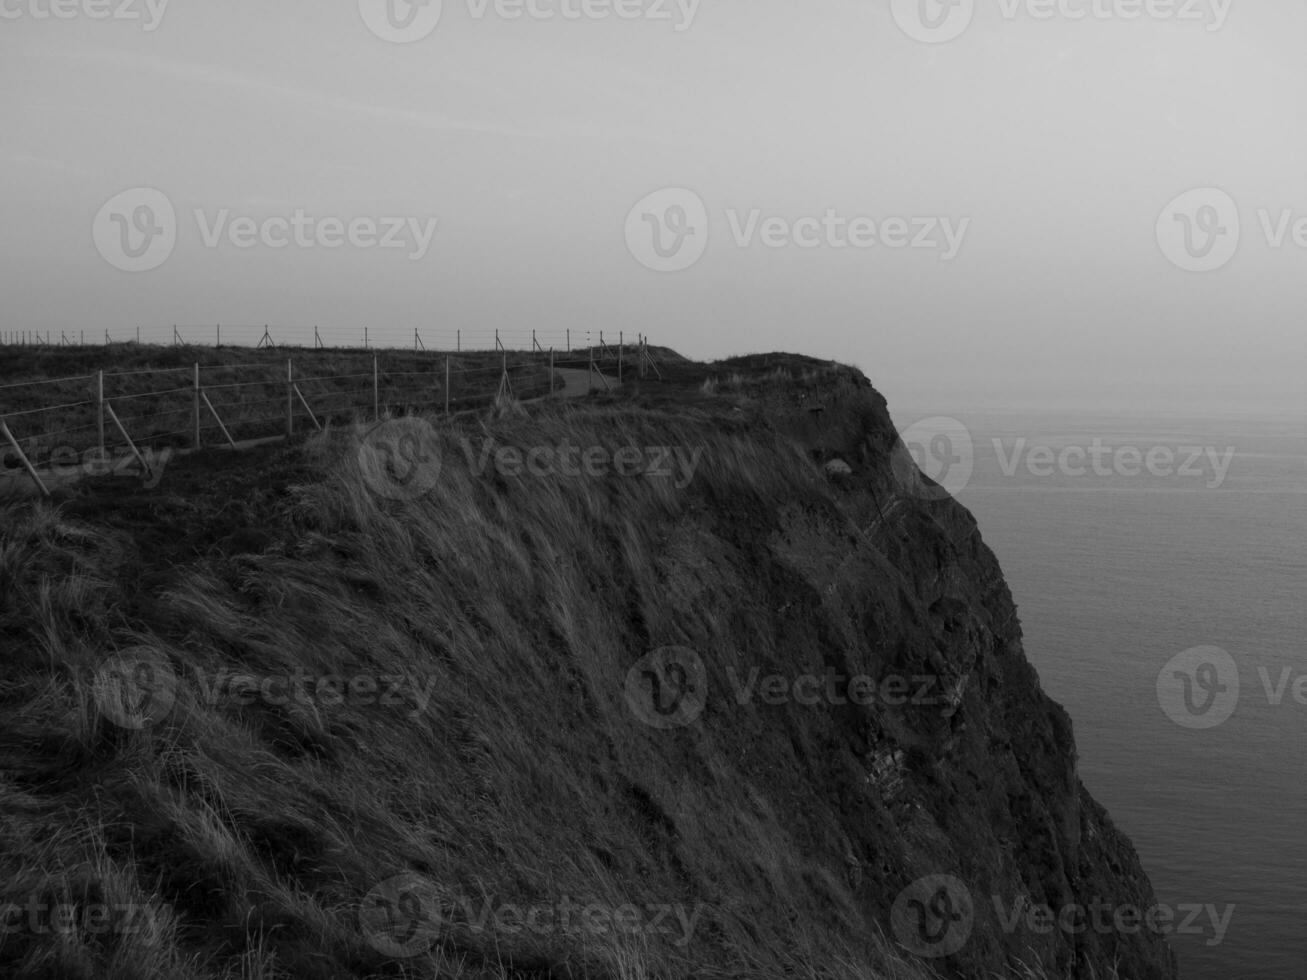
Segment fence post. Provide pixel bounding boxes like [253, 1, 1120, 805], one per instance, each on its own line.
[97, 371, 105, 459]
[549, 348, 555, 395]
[445, 356, 451, 416]
[216, 324, 221, 348]
[104, 404, 154, 480]
[373, 355, 379, 419]
[286, 358, 293, 438]
[193, 364, 201, 449]
[1, 421, 49, 497]
[457, 330, 461, 352]
[589, 347, 594, 393]
[618, 331, 623, 384]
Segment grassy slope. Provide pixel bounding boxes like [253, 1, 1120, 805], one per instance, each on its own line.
[0, 355, 1158, 979]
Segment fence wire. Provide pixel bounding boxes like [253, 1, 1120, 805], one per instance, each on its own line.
[0, 343, 658, 487]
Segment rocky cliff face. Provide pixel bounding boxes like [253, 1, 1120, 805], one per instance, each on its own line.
[669, 357, 1179, 978]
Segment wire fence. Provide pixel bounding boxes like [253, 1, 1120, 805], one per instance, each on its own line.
[0, 325, 631, 354]
[0, 337, 663, 495]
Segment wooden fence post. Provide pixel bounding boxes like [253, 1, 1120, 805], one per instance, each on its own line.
[445, 356, 451, 416]
[97, 371, 105, 459]
[1, 421, 49, 497]
[286, 358, 293, 438]
[193, 363, 201, 450]
[373, 355, 379, 419]
[104, 404, 153, 480]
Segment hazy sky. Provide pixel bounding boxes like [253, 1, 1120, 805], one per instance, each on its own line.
[4, 0, 1306, 415]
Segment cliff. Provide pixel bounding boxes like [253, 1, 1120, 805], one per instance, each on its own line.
[0, 352, 1176, 979]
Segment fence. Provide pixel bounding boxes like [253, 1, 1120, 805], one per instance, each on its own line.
[0, 325, 632, 354]
[0, 336, 663, 497]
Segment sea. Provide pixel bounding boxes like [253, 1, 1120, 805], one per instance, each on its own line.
[893, 410, 1307, 980]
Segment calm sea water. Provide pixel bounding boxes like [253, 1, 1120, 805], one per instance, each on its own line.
[899, 411, 1307, 980]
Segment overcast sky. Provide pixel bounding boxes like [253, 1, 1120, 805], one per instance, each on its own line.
[3, 0, 1306, 416]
